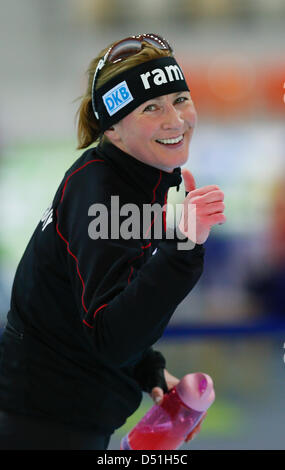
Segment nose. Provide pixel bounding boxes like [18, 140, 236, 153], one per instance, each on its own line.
[161, 103, 184, 130]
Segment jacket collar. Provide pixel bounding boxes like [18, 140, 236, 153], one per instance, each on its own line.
[96, 139, 182, 204]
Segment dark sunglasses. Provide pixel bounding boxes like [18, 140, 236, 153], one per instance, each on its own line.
[92, 33, 173, 119]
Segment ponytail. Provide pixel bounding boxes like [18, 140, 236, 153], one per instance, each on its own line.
[75, 95, 101, 150]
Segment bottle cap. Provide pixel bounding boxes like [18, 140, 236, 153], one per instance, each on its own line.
[176, 373, 215, 412]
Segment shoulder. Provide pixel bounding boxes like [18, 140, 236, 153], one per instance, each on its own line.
[59, 146, 113, 202]
[64, 147, 106, 183]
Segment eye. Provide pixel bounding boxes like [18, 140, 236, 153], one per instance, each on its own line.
[175, 96, 189, 104]
[143, 103, 157, 112]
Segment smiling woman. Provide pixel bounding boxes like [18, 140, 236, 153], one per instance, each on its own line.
[0, 33, 225, 450]
[105, 91, 197, 172]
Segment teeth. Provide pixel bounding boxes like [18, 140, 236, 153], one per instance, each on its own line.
[156, 135, 183, 145]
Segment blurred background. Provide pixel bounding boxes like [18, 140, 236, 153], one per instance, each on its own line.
[0, 0, 284, 450]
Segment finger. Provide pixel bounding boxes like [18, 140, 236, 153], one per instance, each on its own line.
[198, 202, 225, 216]
[150, 387, 164, 405]
[181, 169, 196, 192]
[184, 416, 205, 442]
[185, 427, 200, 442]
[189, 189, 224, 204]
[163, 370, 180, 390]
[186, 185, 221, 200]
[207, 212, 227, 226]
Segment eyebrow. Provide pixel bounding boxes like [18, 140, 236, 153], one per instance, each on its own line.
[145, 92, 186, 104]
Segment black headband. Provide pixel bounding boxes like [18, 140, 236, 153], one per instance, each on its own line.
[93, 57, 190, 132]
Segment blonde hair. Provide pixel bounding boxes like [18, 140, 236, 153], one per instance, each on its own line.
[75, 42, 173, 150]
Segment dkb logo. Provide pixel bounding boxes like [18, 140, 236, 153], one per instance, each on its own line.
[102, 81, 133, 116]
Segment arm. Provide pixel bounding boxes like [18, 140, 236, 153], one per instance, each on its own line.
[133, 347, 168, 394]
[56, 167, 204, 367]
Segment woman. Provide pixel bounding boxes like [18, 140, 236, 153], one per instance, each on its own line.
[0, 34, 226, 449]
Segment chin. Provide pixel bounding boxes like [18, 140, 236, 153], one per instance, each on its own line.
[173, 153, 189, 168]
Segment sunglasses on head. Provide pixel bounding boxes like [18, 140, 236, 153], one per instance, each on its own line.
[92, 33, 173, 119]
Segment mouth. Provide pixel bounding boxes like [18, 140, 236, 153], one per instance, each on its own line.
[155, 134, 184, 148]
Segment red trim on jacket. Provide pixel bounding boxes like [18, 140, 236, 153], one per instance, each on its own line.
[56, 159, 105, 322]
[56, 160, 165, 324]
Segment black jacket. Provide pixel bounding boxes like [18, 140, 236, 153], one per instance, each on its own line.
[0, 139, 205, 434]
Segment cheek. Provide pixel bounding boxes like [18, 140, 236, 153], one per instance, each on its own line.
[124, 118, 152, 143]
[191, 108, 198, 126]
[185, 105, 198, 128]
[138, 126, 156, 145]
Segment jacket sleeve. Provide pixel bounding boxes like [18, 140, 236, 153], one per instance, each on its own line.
[56, 169, 205, 368]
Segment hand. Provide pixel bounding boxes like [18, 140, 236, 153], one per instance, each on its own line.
[150, 369, 179, 405]
[150, 369, 207, 443]
[179, 169, 226, 245]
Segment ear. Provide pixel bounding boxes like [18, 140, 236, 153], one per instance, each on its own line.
[104, 125, 121, 144]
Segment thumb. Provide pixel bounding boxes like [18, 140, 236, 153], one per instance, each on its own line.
[181, 169, 196, 193]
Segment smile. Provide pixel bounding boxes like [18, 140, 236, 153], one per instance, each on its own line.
[156, 134, 184, 145]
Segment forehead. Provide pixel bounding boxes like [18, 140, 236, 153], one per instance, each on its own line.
[134, 91, 189, 110]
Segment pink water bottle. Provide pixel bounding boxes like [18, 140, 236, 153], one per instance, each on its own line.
[120, 372, 215, 450]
